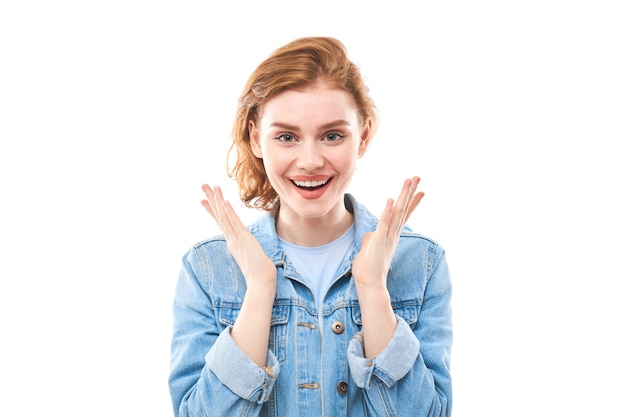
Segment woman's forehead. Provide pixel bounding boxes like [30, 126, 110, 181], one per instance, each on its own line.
[258, 87, 359, 130]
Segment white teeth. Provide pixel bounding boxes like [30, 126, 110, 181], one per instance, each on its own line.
[293, 179, 329, 188]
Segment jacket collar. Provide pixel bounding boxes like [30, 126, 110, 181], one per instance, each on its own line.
[249, 194, 378, 266]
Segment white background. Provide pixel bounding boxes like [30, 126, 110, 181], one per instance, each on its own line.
[1, 1, 625, 416]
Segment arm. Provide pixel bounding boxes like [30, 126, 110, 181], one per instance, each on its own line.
[168, 248, 280, 417]
[200, 185, 277, 367]
[352, 177, 423, 357]
[168, 185, 279, 417]
[350, 177, 452, 416]
[348, 247, 453, 417]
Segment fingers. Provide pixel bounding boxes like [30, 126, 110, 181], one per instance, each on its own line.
[202, 184, 232, 230]
[396, 177, 416, 224]
[405, 188, 424, 222]
[401, 176, 424, 225]
[377, 198, 395, 235]
[380, 177, 424, 238]
[201, 184, 231, 232]
[201, 184, 247, 244]
[201, 184, 218, 218]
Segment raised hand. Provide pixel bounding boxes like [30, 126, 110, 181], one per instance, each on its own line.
[201, 184, 277, 367]
[201, 184, 276, 287]
[352, 176, 424, 290]
[351, 176, 424, 358]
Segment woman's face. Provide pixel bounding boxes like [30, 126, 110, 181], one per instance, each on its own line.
[250, 81, 371, 223]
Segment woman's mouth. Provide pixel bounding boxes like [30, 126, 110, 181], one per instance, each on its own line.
[292, 178, 330, 190]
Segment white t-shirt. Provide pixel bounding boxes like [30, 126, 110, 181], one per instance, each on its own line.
[279, 224, 355, 314]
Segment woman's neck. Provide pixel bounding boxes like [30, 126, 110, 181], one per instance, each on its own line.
[275, 206, 354, 247]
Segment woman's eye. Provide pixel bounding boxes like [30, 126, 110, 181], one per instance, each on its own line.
[276, 134, 295, 143]
[324, 132, 343, 142]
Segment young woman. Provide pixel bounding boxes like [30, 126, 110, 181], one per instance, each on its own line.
[169, 36, 452, 417]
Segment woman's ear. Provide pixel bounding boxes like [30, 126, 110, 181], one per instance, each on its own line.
[249, 121, 263, 158]
[358, 118, 373, 157]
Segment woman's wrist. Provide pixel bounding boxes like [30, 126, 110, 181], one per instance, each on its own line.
[355, 285, 397, 358]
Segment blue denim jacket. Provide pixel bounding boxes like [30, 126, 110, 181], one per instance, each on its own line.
[169, 195, 453, 417]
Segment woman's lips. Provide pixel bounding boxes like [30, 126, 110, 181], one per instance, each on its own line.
[290, 177, 332, 198]
[292, 178, 330, 190]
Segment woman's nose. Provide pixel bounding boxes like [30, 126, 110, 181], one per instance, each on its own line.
[295, 142, 324, 171]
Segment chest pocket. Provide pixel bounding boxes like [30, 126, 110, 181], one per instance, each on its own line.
[351, 301, 421, 330]
[216, 304, 290, 363]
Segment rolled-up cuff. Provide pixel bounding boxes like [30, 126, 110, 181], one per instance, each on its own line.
[206, 326, 280, 403]
[347, 316, 419, 389]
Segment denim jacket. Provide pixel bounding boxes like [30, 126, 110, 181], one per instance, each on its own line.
[169, 194, 453, 417]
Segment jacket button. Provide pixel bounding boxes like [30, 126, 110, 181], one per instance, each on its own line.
[332, 321, 344, 334]
[337, 381, 348, 395]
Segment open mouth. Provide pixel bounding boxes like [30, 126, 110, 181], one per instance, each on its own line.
[292, 178, 331, 191]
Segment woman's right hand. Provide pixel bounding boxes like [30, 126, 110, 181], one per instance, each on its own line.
[201, 184, 277, 289]
[201, 184, 277, 367]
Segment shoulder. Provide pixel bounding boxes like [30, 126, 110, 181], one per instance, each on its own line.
[397, 228, 446, 267]
[178, 235, 233, 286]
[388, 227, 450, 294]
[183, 234, 229, 264]
[193, 233, 227, 252]
[399, 228, 443, 252]
[399, 229, 441, 247]
[184, 211, 278, 267]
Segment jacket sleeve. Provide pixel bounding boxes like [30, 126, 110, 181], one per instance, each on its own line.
[168, 247, 280, 417]
[347, 246, 453, 417]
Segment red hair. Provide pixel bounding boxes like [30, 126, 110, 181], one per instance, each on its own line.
[227, 37, 378, 211]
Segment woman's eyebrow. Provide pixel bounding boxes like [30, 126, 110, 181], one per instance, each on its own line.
[318, 120, 351, 129]
[268, 121, 299, 131]
[268, 120, 351, 131]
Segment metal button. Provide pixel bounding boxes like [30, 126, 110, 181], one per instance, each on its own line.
[337, 381, 348, 395]
[332, 321, 345, 334]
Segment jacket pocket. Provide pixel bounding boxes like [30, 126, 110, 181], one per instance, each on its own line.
[393, 302, 420, 329]
[350, 301, 421, 330]
[217, 304, 290, 363]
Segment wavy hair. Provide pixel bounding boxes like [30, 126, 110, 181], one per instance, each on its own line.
[227, 36, 378, 211]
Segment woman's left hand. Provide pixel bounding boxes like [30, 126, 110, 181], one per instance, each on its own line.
[352, 176, 424, 290]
